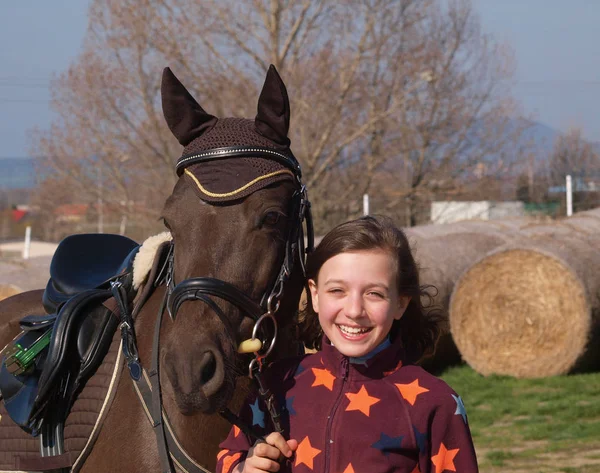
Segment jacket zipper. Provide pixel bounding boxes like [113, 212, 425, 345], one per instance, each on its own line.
[323, 357, 349, 473]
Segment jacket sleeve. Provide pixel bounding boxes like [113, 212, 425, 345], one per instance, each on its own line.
[420, 391, 479, 473]
[216, 393, 265, 473]
[216, 357, 301, 473]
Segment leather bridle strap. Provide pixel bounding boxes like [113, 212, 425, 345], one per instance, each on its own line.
[168, 278, 264, 323]
[175, 146, 302, 177]
[148, 286, 176, 473]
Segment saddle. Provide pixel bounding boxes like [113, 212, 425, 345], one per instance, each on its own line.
[0, 233, 138, 459]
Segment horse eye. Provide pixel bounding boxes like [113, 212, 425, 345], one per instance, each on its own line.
[262, 211, 281, 227]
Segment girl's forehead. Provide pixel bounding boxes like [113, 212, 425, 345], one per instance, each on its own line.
[319, 249, 397, 278]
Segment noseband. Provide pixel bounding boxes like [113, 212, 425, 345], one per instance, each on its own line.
[112, 146, 313, 473]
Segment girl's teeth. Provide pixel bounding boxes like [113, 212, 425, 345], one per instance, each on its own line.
[339, 325, 370, 335]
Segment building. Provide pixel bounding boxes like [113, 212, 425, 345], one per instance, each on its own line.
[431, 201, 525, 224]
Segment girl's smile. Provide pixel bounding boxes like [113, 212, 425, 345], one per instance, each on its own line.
[308, 249, 410, 358]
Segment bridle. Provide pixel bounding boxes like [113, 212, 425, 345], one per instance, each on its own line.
[111, 145, 313, 473]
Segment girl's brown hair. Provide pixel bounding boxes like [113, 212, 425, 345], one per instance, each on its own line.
[299, 215, 442, 363]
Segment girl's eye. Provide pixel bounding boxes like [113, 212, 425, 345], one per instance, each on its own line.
[368, 291, 385, 298]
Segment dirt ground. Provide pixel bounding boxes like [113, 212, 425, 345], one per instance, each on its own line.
[0, 255, 52, 292]
[0, 241, 57, 293]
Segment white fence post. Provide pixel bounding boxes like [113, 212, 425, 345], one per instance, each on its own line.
[566, 175, 573, 217]
[23, 226, 31, 260]
[363, 194, 370, 216]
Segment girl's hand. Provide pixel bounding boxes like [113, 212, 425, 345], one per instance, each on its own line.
[241, 432, 298, 473]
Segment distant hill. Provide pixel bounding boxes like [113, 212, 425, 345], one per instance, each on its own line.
[515, 119, 600, 158]
[0, 158, 37, 190]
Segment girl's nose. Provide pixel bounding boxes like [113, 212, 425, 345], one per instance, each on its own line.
[344, 293, 364, 319]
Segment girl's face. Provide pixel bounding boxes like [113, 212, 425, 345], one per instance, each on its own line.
[308, 249, 410, 358]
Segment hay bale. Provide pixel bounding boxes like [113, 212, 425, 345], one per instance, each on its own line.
[450, 212, 600, 378]
[406, 228, 517, 370]
[0, 284, 22, 301]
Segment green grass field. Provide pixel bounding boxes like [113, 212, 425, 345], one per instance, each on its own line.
[440, 366, 600, 473]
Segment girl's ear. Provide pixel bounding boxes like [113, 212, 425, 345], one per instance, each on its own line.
[308, 279, 319, 313]
[394, 296, 411, 320]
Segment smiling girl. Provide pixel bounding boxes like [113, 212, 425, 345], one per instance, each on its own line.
[217, 216, 478, 473]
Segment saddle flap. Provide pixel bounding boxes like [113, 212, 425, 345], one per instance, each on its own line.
[36, 290, 113, 405]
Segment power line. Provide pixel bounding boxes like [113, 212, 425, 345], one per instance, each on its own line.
[0, 98, 49, 103]
[0, 83, 49, 89]
[516, 79, 600, 86]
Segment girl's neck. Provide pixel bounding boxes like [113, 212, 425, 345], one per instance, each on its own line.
[347, 336, 391, 364]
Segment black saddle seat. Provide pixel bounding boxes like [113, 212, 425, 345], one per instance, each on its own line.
[43, 234, 138, 314]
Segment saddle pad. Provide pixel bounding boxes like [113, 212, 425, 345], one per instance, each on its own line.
[0, 329, 122, 472]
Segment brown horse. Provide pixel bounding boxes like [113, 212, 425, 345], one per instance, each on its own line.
[0, 66, 310, 472]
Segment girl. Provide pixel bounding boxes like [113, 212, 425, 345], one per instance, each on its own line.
[217, 216, 479, 473]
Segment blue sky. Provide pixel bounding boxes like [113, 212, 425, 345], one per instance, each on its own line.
[0, 0, 598, 159]
[477, 0, 600, 143]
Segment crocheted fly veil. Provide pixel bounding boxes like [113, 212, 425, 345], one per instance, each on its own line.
[161, 65, 300, 203]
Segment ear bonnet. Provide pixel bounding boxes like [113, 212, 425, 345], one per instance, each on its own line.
[161, 66, 300, 203]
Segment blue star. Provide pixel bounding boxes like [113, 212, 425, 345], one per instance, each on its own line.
[250, 398, 265, 428]
[413, 425, 427, 453]
[286, 396, 297, 416]
[452, 394, 468, 424]
[371, 433, 404, 457]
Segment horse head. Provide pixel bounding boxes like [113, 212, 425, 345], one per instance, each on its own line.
[158, 66, 310, 415]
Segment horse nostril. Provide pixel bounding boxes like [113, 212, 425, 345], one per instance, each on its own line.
[198, 351, 217, 385]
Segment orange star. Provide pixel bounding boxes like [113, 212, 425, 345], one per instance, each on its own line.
[384, 359, 403, 376]
[341, 464, 355, 473]
[345, 384, 380, 416]
[295, 436, 322, 470]
[217, 449, 228, 461]
[233, 425, 240, 437]
[311, 367, 336, 391]
[222, 452, 242, 473]
[431, 443, 459, 473]
[395, 379, 429, 405]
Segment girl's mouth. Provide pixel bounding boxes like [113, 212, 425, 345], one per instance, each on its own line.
[337, 324, 372, 340]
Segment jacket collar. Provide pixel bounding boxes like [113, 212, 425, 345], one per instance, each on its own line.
[319, 332, 406, 380]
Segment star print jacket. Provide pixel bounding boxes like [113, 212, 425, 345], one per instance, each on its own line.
[216, 335, 479, 473]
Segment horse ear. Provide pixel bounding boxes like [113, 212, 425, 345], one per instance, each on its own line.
[255, 65, 291, 147]
[161, 67, 217, 146]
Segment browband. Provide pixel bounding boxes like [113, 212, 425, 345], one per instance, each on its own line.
[176, 146, 302, 178]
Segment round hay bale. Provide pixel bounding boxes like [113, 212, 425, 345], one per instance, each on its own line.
[450, 231, 600, 378]
[407, 230, 515, 371]
[0, 284, 22, 301]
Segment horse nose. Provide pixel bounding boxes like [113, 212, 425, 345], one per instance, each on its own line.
[166, 345, 225, 398]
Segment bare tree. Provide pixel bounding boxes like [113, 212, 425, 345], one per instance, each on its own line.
[31, 0, 528, 234]
[545, 127, 600, 212]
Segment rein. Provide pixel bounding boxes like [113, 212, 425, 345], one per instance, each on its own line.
[112, 146, 313, 473]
